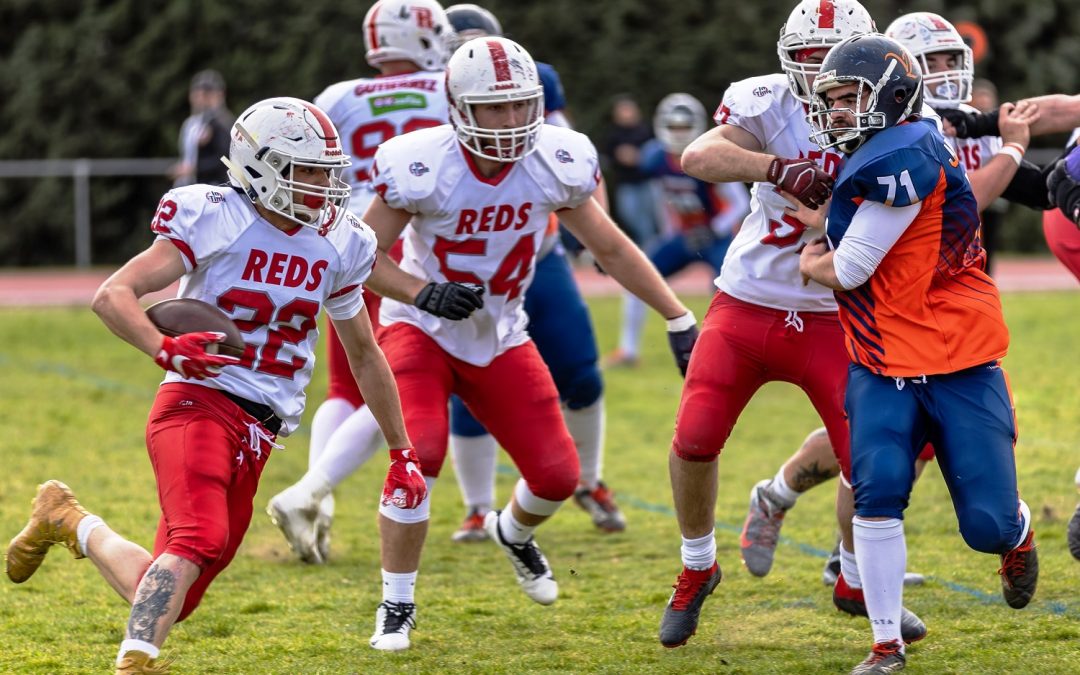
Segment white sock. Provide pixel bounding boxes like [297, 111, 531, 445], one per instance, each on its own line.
[117, 639, 159, 663]
[381, 569, 417, 604]
[292, 468, 333, 503]
[563, 397, 605, 489]
[449, 433, 498, 513]
[76, 514, 104, 554]
[852, 517, 906, 646]
[310, 405, 385, 488]
[681, 530, 717, 571]
[498, 508, 536, 544]
[307, 397, 356, 467]
[769, 466, 800, 508]
[839, 542, 861, 589]
[1014, 499, 1032, 547]
[618, 291, 647, 357]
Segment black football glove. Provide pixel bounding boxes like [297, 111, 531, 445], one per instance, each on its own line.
[666, 312, 699, 378]
[939, 107, 1001, 139]
[414, 282, 485, 320]
[1048, 160, 1080, 227]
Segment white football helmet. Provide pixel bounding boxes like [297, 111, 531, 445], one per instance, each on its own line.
[224, 98, 351, 233]
[447, 36, 544, 162]
[654, 93, 706, 155]
[885, 12, 973, 107]
[777, 0, 876, 103]
[363, 0, 454, 71]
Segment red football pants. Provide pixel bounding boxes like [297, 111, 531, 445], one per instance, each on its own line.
[378, 322, 579, 501]
[672, 292, 854, 479]
[144, 383, 274, 622]
[1043, 207, 1080, 283]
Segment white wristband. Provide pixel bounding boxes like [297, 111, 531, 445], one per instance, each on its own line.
[666, 311, 697, 332]
[998, 146, 1023, 167]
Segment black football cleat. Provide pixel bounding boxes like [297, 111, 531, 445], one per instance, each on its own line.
[999, 529, 1038, 609]
[659, 563, 722, 648]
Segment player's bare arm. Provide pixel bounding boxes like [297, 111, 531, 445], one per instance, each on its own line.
[363, 196, 484, 320]
[1022, 93, 1080, 136]
[92, 240, 189, 356]
[681, 125, 770, 184]
[560, 197, 689, 320]
[332, 310, 411, 450]
[362, 198, 429, 304]
[967, 102, 1035, 211]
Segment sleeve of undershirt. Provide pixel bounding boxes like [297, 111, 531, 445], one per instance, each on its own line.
[832, 200, 922, 290]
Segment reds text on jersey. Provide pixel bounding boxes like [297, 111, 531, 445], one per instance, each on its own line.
[150, 186, 378, 434]
[371, 125, 601, 366]
[315, 70, 449, 216]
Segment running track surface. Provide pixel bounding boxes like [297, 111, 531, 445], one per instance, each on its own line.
[0, 258, 1074, 307]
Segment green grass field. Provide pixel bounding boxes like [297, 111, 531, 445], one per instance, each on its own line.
[1, 292, 1079, 674]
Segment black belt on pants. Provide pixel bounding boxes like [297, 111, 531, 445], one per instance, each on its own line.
[222, 391, 283, 435]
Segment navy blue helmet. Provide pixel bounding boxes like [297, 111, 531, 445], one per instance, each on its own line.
[446, 4, 502, 51]
[808, 33, 924, 153]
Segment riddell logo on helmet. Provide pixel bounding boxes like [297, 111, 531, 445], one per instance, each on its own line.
[490, 82, 520, 91]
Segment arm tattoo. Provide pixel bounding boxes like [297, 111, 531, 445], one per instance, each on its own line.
[789, 461, 839, 493]
[127, 565, 177, 642]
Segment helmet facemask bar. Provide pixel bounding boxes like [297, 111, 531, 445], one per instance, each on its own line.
[808, 76, 886, 154]
[917, 47, 974, 106]
[453, 89, 545, 162]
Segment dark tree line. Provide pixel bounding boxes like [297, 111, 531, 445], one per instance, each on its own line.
[1, 0, 1077, 264]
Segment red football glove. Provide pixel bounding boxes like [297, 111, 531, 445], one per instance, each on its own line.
[381, 448, 427, 509]
[767, 157, 834, 209]
[154, 332, 241, 380]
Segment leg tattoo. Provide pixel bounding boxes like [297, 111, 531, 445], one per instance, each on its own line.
[789, 462, 839, 493]
[127, 565, 178, 642]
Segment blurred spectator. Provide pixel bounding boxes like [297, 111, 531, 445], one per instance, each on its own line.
[971, 78, 999, 115]
[972, 77, 1006, 274]
[171, 69, 234, 187]
[604, 95, 657, 247]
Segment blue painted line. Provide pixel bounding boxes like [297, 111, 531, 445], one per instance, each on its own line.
[0, 353, 153, 399]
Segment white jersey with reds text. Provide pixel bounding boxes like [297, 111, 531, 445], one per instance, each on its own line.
[372, 125, 600, 366]
[315, 70, 449, 216]
[150, 185, 378, 435]
[712, 73, 845, 312]
[944, 102, 1003, 174]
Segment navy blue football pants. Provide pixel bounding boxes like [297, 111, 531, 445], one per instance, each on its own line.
[847, 361, 1026, 554]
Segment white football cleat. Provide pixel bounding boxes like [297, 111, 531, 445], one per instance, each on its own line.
[266, 486, 322, 564]
[370, 601, 416, 651]
[484, 511, 558, 605]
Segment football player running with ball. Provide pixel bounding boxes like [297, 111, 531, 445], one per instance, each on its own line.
[4, 98, 424, 673]
[359, 36, 697, 651]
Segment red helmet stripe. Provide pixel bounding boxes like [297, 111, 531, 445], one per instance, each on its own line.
[367, 5, 380, 55]
[302, 102, 339, 149]
[486, 39, 511, 82]
[818, 0, 835, 29]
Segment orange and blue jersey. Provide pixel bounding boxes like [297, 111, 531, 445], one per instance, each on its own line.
[826, 119, 1009, 377]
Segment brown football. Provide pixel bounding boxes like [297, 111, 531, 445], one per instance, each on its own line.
[146, 298, 246, 358]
